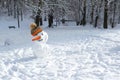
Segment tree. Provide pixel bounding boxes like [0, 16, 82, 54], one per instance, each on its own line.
[111, 0, 117, 28]
[94, 0, 103, 28]
[37, 0, 43, 26]
[90, 0, 95, 25]
[48, 12, 53, 28]
[103, 0, 108, 29]
[80, 0, 87, 26]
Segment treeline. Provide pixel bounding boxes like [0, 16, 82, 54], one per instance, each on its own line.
[0, 0, 120, 29]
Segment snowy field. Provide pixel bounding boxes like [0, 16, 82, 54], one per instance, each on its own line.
[0, 17, 120, 80]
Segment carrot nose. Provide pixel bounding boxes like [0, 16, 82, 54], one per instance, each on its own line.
[32, 36, 41, 41]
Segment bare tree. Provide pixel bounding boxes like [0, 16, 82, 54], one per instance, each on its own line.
[111, 0, 117, 28]
[103, 0, 108, 29]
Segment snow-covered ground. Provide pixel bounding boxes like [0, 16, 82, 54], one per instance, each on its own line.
[0, 17, 120, 80]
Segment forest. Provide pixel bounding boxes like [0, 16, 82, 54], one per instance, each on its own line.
[0, 0, 120, 29]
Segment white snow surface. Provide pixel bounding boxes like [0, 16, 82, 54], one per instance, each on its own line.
[0, 17, 120, 80]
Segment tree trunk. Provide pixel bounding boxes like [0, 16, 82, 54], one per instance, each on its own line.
[77, 0, 81, 26]
[17, 6, 20, 28]
[94, 16, 99, 28]
[20, 9, 23, 21]
[38, 0, 43, 26]
[14, 0, 17, 18]
[111, 1, 116, 28]
[90, 0, 94, 24]
[48, 14, 53, 28]
[7, 0, 10, 16]
[103, 0, 108, 29]
[81, 0, 86, 26]
[40, 16, 43, 26]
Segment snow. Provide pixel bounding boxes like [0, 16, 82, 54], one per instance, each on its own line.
[0, 16, 120, 80]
